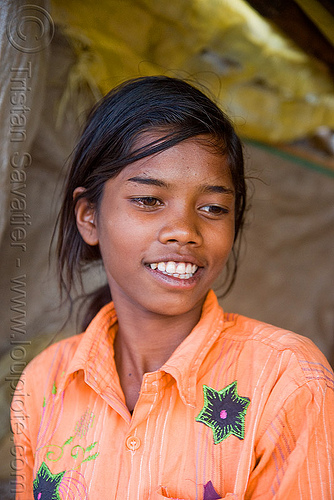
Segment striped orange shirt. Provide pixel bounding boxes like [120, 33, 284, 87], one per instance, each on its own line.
[12, 290, 334, 499]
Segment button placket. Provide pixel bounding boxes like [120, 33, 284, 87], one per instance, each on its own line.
[124, 373, 165, 453]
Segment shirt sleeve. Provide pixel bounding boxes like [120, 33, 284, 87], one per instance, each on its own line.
[11, 368, 35, 500]
[247, 376, 334, 499]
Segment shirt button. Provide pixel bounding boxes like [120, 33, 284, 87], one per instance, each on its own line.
[126, 435, 141, 451]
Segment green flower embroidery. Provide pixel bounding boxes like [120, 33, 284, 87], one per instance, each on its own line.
[196, 381, 250, 444]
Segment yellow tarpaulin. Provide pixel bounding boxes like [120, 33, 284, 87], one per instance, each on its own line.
[51, 0, 334, 142]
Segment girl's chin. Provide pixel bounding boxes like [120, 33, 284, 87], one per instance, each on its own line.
[136, 292, 208, 319]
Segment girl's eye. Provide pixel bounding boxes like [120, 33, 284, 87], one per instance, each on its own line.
[199, 205, 229, 217]
[131, 197, 162, 208]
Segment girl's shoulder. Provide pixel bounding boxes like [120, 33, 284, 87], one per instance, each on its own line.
[223, 311, 322, 355]
[12, 334, 86, 436]
[22, 333, 85, 399]
[27, 332, 84, 373]
[25, 300, 116, 379]
[221, 311, 333, 388]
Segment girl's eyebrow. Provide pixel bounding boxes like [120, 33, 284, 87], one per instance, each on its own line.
[127, 176, 234, 195]
[201, 185, 235, 195]
[127, 176, 168, 188]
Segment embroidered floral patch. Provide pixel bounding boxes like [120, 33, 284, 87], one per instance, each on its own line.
[196, 381, 250, 444]
[33, 462, 65, 500]
[203, 480, 221, 499]
[33, 462, 88, 499]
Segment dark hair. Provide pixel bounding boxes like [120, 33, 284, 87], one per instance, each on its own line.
[57, 75, 246, 327]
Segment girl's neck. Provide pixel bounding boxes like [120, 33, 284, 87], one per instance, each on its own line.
[114, 299, 202, 372]
[112, 298, 203, 411]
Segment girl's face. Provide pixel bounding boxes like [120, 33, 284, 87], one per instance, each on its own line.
[76, 136, 235, 320]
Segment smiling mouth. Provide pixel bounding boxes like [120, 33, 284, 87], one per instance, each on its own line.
[147, 261, 199, 280]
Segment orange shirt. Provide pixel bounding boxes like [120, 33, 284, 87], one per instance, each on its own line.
[12, 291, 334, 499]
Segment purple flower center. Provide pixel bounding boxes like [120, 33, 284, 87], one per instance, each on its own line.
[220, 409, 227, 419]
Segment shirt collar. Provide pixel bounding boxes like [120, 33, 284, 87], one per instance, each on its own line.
[62, 303, 119, 395]
[61, 290, 226, 408]
[161, 290, 226, 407]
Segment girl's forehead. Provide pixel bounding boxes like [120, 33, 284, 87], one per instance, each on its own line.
[115, 138, 234, 189]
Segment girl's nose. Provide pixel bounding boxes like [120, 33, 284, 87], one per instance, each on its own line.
[158, 213, 203, 247]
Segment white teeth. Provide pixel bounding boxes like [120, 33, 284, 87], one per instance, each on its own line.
[149, 261, 198, 279]
[185, 263, 192, 274]
[176, 262, 186, 274]
[166, 261, 176, 274]
[157, 262, 166, 272]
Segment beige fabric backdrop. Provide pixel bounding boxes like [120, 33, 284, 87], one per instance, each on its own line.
[223, 144, 334, 359]
[0, 15, 97, 492]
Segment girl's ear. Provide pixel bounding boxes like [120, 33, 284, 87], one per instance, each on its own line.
[73, 187, 99, 246]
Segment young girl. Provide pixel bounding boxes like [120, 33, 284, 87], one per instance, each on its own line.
[12, 76, 333, 500]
